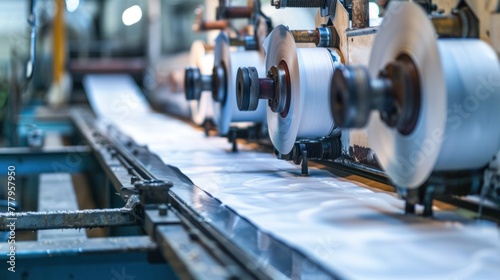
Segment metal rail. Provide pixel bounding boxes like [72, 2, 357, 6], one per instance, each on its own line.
[0, 208, 138, 231]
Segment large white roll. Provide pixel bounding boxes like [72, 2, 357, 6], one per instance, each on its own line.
[188, 40, 215, 126]
[264, 25, 340, 154]
[367, 2, 500, 188]
[213, 32, 267, 135]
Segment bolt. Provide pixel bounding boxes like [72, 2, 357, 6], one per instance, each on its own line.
[158, 204, 168, 216]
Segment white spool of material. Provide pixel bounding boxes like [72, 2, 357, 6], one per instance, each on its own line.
[264, 25, 339, 154]
[188, 40, 215, 126]
[212, 32, 267, 135]
[367, 2, 500, 188]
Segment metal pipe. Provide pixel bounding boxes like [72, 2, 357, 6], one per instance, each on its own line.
[26, 0, 37, 80]
[184, 67, 212, 101]
[0, 208, 139, 231]
[0, 146, 93, 175]
[53, 0, 66, 85]
[229, 38, 247, 47]
[223, 7, 253, 18]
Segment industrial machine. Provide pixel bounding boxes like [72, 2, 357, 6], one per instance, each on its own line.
[1, 0, 500, 279]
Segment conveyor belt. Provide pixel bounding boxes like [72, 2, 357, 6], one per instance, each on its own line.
[84, 74, 500, 279]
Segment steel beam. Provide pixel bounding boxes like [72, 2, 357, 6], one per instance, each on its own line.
[0, 208, 138, 231]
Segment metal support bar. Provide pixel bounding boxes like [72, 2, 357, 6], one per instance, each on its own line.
[0, 207, 139, 231]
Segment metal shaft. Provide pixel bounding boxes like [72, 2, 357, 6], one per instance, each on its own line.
[258, 78, 276, 100]
[237, 64, 289, 114]
[199, 20, 228, 31]
[230, 36, 258, 50]
[230, 38, 246, 47]
[236, 67, 278, 111]
[272, 0, 326, 8]
[201, 75, 212, 91]
[0, 208, 138, 231]
[291, 27, 336, 47]
[331, 54, 421, 135]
